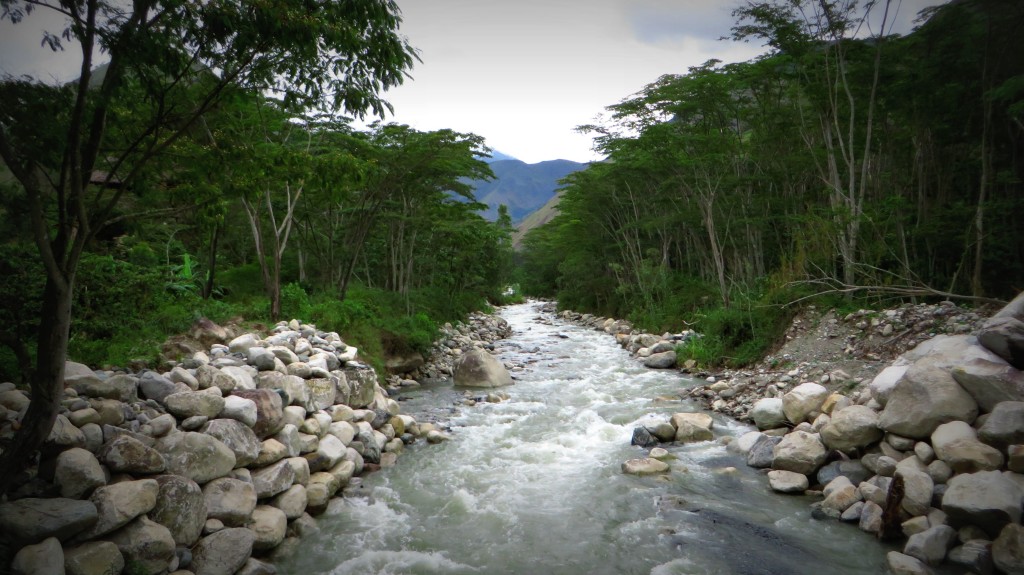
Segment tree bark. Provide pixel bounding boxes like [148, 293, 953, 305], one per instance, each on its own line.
[202, 223, 220, 299]
[0, 275, 73, 493]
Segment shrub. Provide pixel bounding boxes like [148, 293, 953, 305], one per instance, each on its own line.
[280, 282, 312, 322]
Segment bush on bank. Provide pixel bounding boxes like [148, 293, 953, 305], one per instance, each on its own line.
[0, 247, 509, 383]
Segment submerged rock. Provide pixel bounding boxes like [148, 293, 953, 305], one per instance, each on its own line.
[622, 458, 670, 474]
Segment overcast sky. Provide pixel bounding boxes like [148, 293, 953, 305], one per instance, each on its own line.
[1, 0, 938, 164]
[373, 0, 937, 163]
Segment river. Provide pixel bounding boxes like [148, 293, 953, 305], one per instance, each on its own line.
[276, 301, 894, 574]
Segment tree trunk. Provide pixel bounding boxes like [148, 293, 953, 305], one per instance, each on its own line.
[701, 193, 730, 309]
[202, 223, 219, 299]
[972, 44, 992, 298]
[270, 249, 282, 321]
[0, 275, 73, 493]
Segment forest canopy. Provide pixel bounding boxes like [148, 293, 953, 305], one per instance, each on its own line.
[519, 0, 1024, 364]
[0, 0, 514, 491]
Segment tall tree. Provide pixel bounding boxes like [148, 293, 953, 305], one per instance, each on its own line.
[0, 0, 416, 492]
[733, 0, 895, 290]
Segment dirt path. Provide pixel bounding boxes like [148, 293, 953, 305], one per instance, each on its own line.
[687, 302, 991, 421]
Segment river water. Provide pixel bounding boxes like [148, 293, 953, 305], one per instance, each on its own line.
[278, 301, 893, 574]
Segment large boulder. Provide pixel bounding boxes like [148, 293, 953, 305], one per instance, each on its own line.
[903, 524, 957, 566]
[80, 479, 159, 539]
[768, 470, 809, 494]
[869, 363, 909, 407]
[164, 390, 225, 419]
[942, 470, 1023, 537]
[228, 333, 261, 353]
[202, 478, 257, 527]
[12, 537, 64, 575]
[249, 505, 287, 551]
[190, 528, 255, 575]
[46, 414, 86, 451]
[64, 360, 102, 391]
[820, 405, 883, 452]
[621, 458, 670, 474]
[642, 350, 677, 369]
[978, 401, 1024, 451]
[150, 474, 205, 546]
[886, 551, 931, 575]
[951, 346, 1024, 413]
[978, 316, 1024, 370]
[98, 434, 166, 474]
[221, 366, 257, 391]
[191, 318, 229, 347]
[155, 432, 236, 484]
[251, 459, 296, 499]
[230, 389, 285, 439]
[750, 398, 787, 431]
[247, 346, 277, 371]
[671, 412, 713, 443]
[902, 334, 977, 365]
[816, 460, 871, 487]
[0, 498, 97, 546]
[63, 541, 125, 575]
[339, 364, 378, 408]
[782, 382, 829, 424]
[219, 395, 258, 427]
[196, 364, 237, 394]
[105, 516, 175, 575]
[138, 371, 189, 404]
[772, 431, 827, 475]
[877, 364, 978, 439]
[453, 350, 512, 388]
[55, 447, 106, 499]
[298, 376, 333, 412]
[74, 372, 138, 402]
[747, 435, 782, 468]
[202, 418, 261, 468]
[994, 523, 1024, 575]
[897, 468, 934, 518]
[305, 433, 346, 473]
[931, 420, 1003, 473]
[270, 484, 308, 520]
[258, 372, 308, 407]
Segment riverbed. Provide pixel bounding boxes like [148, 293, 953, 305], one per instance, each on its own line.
[276, 301, 893, 574]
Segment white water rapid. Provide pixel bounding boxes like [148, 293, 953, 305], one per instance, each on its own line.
[277, 301, 893, 574]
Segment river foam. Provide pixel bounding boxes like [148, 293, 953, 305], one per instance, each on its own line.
[277, 301, 892, 574]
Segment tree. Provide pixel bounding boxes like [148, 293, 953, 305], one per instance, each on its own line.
[733, 0, 896, 291]
[0, 0, 416, 492]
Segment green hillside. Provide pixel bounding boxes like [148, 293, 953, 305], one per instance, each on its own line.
[468, 159, 585, 222]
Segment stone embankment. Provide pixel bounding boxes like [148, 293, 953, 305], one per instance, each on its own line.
[386, 312, 516, 408]
[384, 312, 513, 391]
[554, 298, 1024, 574]
[417, 312, 514, 380]
[0, 318, 452, 575]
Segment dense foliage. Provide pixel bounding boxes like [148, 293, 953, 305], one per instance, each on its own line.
[520, 0, 1024, 366]
[0, 0, 513, 487]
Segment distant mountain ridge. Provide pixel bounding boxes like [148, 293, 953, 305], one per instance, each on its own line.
[479, 150, 519, 163]
[467, 158, 585, 222]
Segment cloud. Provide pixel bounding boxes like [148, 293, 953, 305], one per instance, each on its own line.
[623, 0, 741, 47]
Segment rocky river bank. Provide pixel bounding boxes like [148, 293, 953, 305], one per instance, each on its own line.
[0, 312, 509, 575]
[555, 297, 1024, 574]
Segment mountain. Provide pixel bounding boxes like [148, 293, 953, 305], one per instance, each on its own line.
[479, 150, 519, 163]
[511, 190, 561, 249]
[468, 158, 585, 222]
